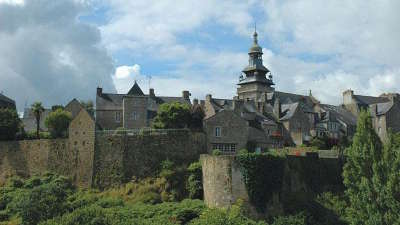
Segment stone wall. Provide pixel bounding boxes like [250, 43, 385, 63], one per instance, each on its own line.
[201, 153, 343, 218]
[0, 109, 96, 188]
[93, 130, 207, 189]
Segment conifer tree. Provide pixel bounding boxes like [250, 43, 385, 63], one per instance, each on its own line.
[343, 110, 400, 224]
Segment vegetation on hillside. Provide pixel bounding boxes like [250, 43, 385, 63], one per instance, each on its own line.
[45, 109, 72, 138]
[152, 102, 204, 129]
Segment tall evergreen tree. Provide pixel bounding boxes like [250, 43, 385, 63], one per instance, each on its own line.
[343, 110, 400, 225]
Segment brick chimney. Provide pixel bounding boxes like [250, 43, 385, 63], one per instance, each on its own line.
[97, 87, 102, 96]
[193, 98, 199, 105]
[149, 88, 155, 97]
[206, 94, 212, 102]
[343, 89, 354, 105]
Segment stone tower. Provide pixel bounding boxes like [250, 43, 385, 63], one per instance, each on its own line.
[237, 30, 274, 102]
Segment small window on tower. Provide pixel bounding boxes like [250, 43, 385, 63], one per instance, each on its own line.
[115, 112, 121, 123]
[132, 111, 138, 120]
[215, 127, 221, 137]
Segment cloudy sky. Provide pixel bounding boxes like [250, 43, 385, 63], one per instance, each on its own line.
[1, 0, 399, 111]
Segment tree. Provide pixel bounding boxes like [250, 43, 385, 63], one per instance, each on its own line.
[343, 110, 400, 224]
[51, 105, 64, 111]
[189, 104, 205, 130]
[31, 102, 45, 139]
[0, 108, 20, 141]
[45, 109, 72, 138]
[80, 100, 94, 117]
[152, 102, 191, 129]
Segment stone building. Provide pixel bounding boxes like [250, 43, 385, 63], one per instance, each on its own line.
[96, 81, 191, 130]
[0, 93, 16, 110]
[203, 31, 358, 149]
[203, 96, 282, 153]
[343, 90, 400, 142]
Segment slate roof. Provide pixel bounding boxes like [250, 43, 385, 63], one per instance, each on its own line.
[353, 95, 389, 105]
[274, 91, 315, 112]
[320, 104, 357, 126]
[127, 82, 145, 96]
[0, 93, 15, 104]
[372, 102, 394, 116]
[97, 82, 190, 112]
[280, 102, 299, 121]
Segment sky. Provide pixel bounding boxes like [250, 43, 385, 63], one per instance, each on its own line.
[0, 0, 400, 111]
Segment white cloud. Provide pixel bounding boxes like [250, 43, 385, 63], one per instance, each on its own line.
[0, 0, 115, 110]
[112, 64, 143, 93]
[0, 0, 24, 6]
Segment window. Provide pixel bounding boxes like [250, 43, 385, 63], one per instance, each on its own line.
[212, 143, 237, 154]
[132, 111, 137, 120]
[215, 127, 221, 137]
[115, 112, 121, 122]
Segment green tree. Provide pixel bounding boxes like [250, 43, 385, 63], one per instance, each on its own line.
[0, 108, 20, 141]
[51, 105, 64, 111]
[31, 102, 45, 139]
[343, 110, 400, 224]
[45, 109, 72, 138]
[80, 100, 94, 117]
[189, 104, 205, 130]
[152, 102, 191, 129]
[186, 162, 203, 199]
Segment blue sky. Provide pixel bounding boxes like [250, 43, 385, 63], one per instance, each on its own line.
[0, 0, 400, 110]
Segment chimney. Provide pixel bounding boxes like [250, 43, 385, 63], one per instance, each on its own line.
[149, 88, 155, 97]
[343, 89, 354, 105]
[200, 100, 205, 108]
[97, 87, 102, 96]
[193, 98, 199, 105]
[206, 94, 212, 102]
[182, 90, 191, 99]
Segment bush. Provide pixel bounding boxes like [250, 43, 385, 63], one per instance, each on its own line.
[186, 162, 203, 199]
[212, 149, 221, 156]
[45, 109, 72, 138]
[152, 102, 191, 129]
[0, 108, 20, 141]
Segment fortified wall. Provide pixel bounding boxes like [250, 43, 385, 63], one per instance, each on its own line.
[0, 109, 95, 187]
[201, 153, 343, 218]
[0, 109, 207, 188]
[93, 130, 207, 189]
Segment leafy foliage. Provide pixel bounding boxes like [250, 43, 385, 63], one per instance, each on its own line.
[152, 102, 191, 129]
[236, 152, 286, 213]
[45, 109, 72, 138]
[31, 102, 45, 139]
[343, 110, 400, 224]
[186, 162, 203, 200]
[0, 108, 20, 141]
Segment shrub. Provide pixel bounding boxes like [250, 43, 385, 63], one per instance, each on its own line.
[152, 102, 191, 129]
[45, 109, 72, 138]
[0, 108, 20, 141]
[212, 149, 221, 156]
[186, 162, 203, 199]
[238, 149, 249, 155]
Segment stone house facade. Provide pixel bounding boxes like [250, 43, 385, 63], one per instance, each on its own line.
[96, 81, 191, 130]
[343, 90, 400, 142]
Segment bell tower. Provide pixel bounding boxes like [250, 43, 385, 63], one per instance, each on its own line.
[237, 29, 274, 102]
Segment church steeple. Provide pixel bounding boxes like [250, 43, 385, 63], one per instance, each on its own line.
[238, 30, 274, 87]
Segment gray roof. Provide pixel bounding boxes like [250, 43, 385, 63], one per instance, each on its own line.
[280, 102, 299, 121]
[97, 93, 190, 111]
[0, 93, 15, 105]
[320, 104, 357, 126]
[127, 82, 145, 96]
[354, 95, 389, 105]
[274, 91, 315, 112]
[372, 102, 394, 116]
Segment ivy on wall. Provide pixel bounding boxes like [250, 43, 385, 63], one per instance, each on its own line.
[236, 152, 285, 213]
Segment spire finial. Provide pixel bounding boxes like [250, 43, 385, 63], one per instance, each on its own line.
[253, 22, 258, 44]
